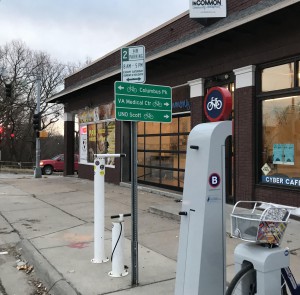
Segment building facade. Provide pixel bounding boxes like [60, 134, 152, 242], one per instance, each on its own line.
[50, 0, 300, 206]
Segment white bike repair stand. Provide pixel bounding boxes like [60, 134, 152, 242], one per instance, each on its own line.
[234, 243, 289, 295]
[91, 153, 125, 264]
[175, 121, 232, 295]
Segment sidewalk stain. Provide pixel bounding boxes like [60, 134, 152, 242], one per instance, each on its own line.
[68, 242, 89, 249]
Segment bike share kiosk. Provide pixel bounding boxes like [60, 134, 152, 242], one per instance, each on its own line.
[230, 201, 298, 295]
[175, 87, 232, 295]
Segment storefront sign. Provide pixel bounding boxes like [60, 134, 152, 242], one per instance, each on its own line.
[262, 175, 300, 188]
[80, 125, 88, 163]
[190, 0, 227, 18]
[172, 99, 191, 112]
[261, 163, 271, 176]
[204, 86, 232, 122]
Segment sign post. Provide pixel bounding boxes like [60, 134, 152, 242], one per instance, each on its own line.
[115, 78, 172, 286]
[121, 45, 146, 287]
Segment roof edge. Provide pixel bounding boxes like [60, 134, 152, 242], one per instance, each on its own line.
[49, 0, 298, 103]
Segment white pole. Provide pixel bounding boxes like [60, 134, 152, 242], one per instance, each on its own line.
[91, 153, 126, 264]
[91, 156, 108, 263]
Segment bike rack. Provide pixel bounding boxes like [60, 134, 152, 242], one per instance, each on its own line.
[108, 213, 131, 278]
[234, 243, 289, 295]
[91, 153, 126, 264]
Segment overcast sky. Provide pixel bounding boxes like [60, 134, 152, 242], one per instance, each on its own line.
[0, 0, 189, 64]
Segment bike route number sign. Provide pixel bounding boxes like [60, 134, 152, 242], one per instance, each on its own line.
[121, 46, 145, 83]
[114, 81, 172, 123]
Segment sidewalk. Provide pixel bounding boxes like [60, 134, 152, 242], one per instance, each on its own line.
[0, 173, 299, 295]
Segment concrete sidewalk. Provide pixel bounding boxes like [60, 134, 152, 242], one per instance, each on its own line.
[0, 173, 299, 295]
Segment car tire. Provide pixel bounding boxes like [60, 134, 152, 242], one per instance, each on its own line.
[43, 165, 53, 175]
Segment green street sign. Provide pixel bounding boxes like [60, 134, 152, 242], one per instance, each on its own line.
[115, 81, 172, 123]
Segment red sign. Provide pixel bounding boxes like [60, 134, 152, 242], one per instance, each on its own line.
[204, 87, 232, 122]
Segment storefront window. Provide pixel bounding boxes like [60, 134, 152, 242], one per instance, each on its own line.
[261, 96, 300, 186]
[78, 103, 116, 165]
[86, 122, 116, 163]
[262, 63, 294, 92]
[298, 61, 300, 86]
[137, 114, 191, 190]
[87, 124, 97, 162]
[259, 58, 300, 188]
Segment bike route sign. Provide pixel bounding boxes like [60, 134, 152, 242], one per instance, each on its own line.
[204, 86, 232, 122]
[121, 46, 145, 83]
[114, 81, 172, 123]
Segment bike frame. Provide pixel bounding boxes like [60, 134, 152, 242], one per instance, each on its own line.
[282, 267, 300, 295]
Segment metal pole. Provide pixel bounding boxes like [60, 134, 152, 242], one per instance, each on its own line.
[34, 76, 42, 178]
[131, 121, 138, 286]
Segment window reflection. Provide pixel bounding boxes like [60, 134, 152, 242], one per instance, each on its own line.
[262, 63, 294, 92]
[145, 122, 160, 134]
[137, 115, 191, 190]
[262, 95, 300, 179]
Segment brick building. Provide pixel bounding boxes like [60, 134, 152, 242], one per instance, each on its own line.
[50, 0, 300, 206]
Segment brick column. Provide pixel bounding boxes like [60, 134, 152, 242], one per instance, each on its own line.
[64, 112, 75, 176]
[188, 78, 204, 128]
[233, 65, 256, 201]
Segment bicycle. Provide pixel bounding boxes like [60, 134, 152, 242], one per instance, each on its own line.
[127, 85, 137, 93]
[143, 112, 154, 120]
[206, 96, 222, 111]
[152, 100, 162, 107]
[226, 201, 300, 295]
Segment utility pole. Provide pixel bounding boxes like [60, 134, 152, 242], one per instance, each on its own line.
[34, 76, 42, 178]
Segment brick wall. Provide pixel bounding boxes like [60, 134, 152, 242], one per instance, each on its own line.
[227, 0, 262, 14]
[234, 86, 255, 202]
[190, 97, 204, 128]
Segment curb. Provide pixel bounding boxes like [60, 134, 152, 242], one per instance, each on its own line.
[120, 182, 182, 200]
[149, 205, 181, 221]
[18, 240, 78, 295]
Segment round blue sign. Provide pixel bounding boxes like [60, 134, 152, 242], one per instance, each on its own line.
[204, 87, 232, 122]
[209, 173, 221, 188]
[205, 90, 224, 120]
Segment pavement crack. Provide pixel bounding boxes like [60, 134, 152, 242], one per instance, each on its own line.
[29, 223, 88, 241]
[31, 196, 88, 223]
[0, 278, 8, 295]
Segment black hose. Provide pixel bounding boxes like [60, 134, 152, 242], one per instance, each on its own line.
[111, 222, 122, 262]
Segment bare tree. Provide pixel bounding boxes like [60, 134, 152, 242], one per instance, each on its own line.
[0, 40, 70, 162]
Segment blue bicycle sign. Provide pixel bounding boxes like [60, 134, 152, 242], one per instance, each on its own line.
[204, 87, 232, 122]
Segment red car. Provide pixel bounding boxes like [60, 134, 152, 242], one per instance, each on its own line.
[40, 154, 79, 175]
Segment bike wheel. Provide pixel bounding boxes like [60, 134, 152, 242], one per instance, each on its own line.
[226, 263, 256, 295]
[281, 279, 290, 295]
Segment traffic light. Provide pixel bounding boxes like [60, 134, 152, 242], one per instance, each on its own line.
[33, 113, 41, 131]
[0, 126, 3, 143]
[5, 83, 12, 98]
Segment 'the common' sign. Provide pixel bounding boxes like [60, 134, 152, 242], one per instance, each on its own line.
[189, 0, 227, 18]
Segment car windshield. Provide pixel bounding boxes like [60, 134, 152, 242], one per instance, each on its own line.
[51, 155, 64, 161]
